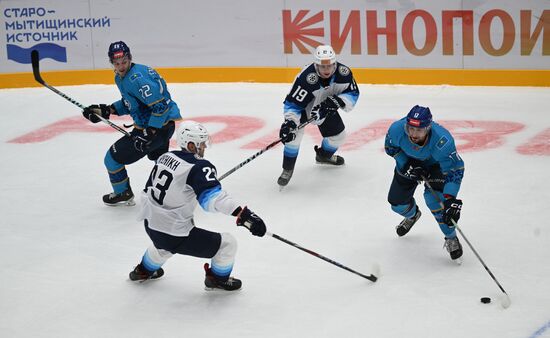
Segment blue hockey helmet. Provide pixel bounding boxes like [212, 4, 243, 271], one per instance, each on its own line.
[108, 41, 131, 63]
[406, 105, 432, 128]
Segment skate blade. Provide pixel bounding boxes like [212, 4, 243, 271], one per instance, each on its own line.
[315, 161, 345, 166]
[278, 185, 286, 192]
[204, 286, 242, 292]
[129, 277, 161, 284]
[104, 199, 136, 207]
[452, 257, 463, 265]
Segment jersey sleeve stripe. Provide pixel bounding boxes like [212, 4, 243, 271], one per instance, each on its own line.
[197, 185, 222, 211]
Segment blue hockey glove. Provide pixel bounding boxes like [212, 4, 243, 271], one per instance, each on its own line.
[235, 206, 266, 237]
[443, 197, 462, 225]
[279, 120, 297, 144]
[82, 104, 111, 123]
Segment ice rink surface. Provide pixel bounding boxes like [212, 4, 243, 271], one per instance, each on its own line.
[1, 82, 549, 338]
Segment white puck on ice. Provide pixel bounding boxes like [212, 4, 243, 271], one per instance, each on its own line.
[480, 297, 491, 304]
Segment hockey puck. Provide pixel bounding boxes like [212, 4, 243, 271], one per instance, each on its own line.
[480, 297, 491, 304]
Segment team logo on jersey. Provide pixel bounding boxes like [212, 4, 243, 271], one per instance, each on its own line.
[130, 73, 142, 82]
[338, 65, 350, 76]
[306, 72, 318, 85]
[437, 136, 449, 149]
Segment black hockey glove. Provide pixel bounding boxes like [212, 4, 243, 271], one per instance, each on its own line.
[132, 128, 156, 152]
[310, 104, 334, 122]
[320, 95, 345, 112]
[400, 163, 429, 181]
[235, 206, 266, 237]
[443, 197, 462, 225]
[82, 104, 111, 123]
[279, 120, 297, 144]
[311, 96, 345, 122]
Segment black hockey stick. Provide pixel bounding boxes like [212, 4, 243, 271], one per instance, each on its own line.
[267, 231, 378, 282]
[31, 50, 131, 137]
[217, 116, 316, 181]
[422, 176, 511, 308]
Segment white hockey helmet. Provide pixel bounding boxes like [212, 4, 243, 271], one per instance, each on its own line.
[314, 45, 336, 65]
[176, 120, 210, 152]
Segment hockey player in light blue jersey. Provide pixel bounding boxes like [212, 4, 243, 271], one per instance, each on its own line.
[278, 45, 360, 188]
[82, 41, 182, 206]
[385, 105, 465, 262]
[129, 121, 267, 290]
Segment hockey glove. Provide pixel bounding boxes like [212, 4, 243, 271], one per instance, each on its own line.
[320, 95, 345, 112]
[443, 197, 462, 225]
[235, 206, 266, 237]
[310, 105, 334, 122]
[400, 163, 428, 181]
[132, 128, 156, 153]
[279, 120, 297, 144]
[83, 104, 111, 123]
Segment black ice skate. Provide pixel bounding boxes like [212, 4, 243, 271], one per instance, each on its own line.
[314, 145, 345, 165]
[103, 187, 135, 206]
[396, 207, 421, 237]
[203, 263, 242, 291]
[277, 169, 294, 189]
[444, 236, 463, 262]
[129, 263, 164, 282]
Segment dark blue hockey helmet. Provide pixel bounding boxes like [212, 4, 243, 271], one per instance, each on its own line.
[406, 105, 432, 128]
[108, 41, 131, 63]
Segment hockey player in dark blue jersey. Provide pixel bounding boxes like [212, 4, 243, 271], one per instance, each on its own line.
[129, 121, 267, 290]
[385, 105, 465, 262]
[82, 41, 182, 206]
[278, 45, 360, 188]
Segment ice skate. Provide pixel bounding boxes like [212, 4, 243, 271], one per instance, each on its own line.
[103, 187, 135, 206]
[444, 236, 463, 264]
[277, 169, 294, 191]
[129, 263, 164, 282]
[396, 207, 421, 237]
[203, 263, 242, 291]
[314, 145, 345, 166]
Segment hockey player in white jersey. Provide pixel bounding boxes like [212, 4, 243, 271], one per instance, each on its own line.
[129, 121, 267, 291]
[278, 45, 360, 188]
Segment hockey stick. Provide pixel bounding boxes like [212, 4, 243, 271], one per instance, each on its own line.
[422, 176, 511, 308]
[267, 231, 378, 282]
[217, 116, 316, 181]
[31, 50, 131, 137]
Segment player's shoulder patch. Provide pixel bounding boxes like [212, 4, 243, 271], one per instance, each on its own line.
[306, 72, 318, 85]
[436, 136, 449, 149]
[129, 72, 143, 82]
[338, 65, 350, 76]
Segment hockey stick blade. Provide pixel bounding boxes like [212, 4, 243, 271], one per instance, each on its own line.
[31, 50, 45, 85]
[499, 293, 511, 309]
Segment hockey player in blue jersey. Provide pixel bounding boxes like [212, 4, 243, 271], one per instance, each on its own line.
[278, 45, 360, 188]
[385, 105, 465, 261]
[129, 121, 266, 290]
[82, 41, 182, 206]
